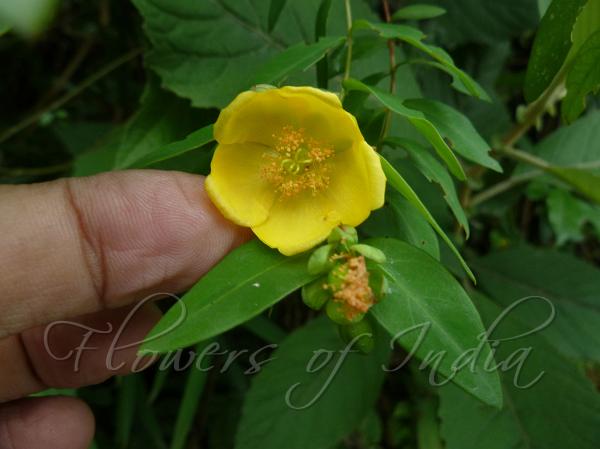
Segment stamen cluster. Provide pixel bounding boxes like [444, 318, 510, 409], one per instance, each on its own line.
[261, 125, 334, 198]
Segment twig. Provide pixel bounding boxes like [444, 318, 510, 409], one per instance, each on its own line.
[0, 161, 73, 178]
[342, 0, 353, 82]
[35, 35, 95, 108]
[0, 47, 142, 145]
[469, 171, 541, 207]
[499, 146, 551, 170]
[502, 68, 567, 148]
[465, 69, 567, 208]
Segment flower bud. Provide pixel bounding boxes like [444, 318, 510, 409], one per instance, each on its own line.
[351, 244, 387, 264]
[326, 299, 364, 325]
[328, 225, 358, 246]
[301, 277, 330, 310]
[369, 268, 390, 302]
[252, 84, 276, 92]
[337, 318, 375, 354]
[307, 244, 334, 275]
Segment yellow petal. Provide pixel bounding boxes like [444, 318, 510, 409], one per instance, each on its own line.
[252, 194, 342, 256]
[323, 141, 386, 226]
[277, 85, 342, 109]
[358, 140, 387, 210]
[205, 142, 276, 227]
[214, 86, 361, 150]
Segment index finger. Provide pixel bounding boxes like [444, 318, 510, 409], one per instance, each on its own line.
[0, 170, 248, 338]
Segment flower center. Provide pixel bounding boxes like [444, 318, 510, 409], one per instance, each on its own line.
[261, 125, 334, 198]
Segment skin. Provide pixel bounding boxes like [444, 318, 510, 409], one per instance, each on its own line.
[0, 170, 250, 449]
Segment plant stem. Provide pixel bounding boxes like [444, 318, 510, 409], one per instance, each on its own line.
[502, 68, 566, 148]
[0, 161, 73, 178]
[35, 35, 95, 109]
[469, 155, 600, 207]
[377, 0, 397, 151]
[0, 47, 142, 145]
[469, 171, 541, 207]
[466, 70, 567, 208]
[382, 0, 397, 95]
[466, 147, 550, 207]
[499, 146, 551, 170]
[342, 0, 353, 82]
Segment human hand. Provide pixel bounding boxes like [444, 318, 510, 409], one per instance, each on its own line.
[0, 170, 248, 449]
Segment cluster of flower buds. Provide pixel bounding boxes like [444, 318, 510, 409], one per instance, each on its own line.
[302, 226, 390, 353]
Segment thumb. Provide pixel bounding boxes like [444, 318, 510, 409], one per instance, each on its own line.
[0, 170, 250, 338]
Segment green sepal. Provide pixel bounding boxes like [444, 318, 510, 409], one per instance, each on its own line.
[368, 268, 390, 302]
[327, 225, 358, 246]
[351, 244, 387, 264]
[307, 243, 334, 275]
[301, 277, 330, 310]
[337, 318, 375, 354]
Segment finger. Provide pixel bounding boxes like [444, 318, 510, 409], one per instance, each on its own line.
[0, 170, 250, 338]
[0, 396, 94, 449]
[0, 302, 161, 402]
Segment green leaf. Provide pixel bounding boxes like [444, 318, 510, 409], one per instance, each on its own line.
[114, 84, 209, 169]
[0, 22, 10, 36]
[253, 36, 345, 85]
[170, 341, 212, 449]
[368, 238, 502, 407]
[392, 4, 446, 20]
[519, 110, 600, 170]
[315, 0, 332, 39]
[361, 189, 441, 259]
[403, 98, 502, 172]
[116, 375, 139, 449]
[379, 155, 475, 282]
[0, 0, 59, 36]
[118, 124, 214, 169]
[472, 245, 600, 362]
[137, 384, 167, 449]
[148, 366, 170, 404]
[570, 0, 600, 56]
[132, 0, 375, 108]
[73, 132, 120, 177]
[439, 291, 600, 449]
[547, 165, 600, 204]
[416, 0, 539, 46]
[411, 59, 491, 101]
[234, 316, 390, 449]
[343, 78, 466, 180]
[268, 0, 288, 32]
[353, 19, 426, 42]
[53, 121, 113, 156]
[514, 114, 600, 209]
[140, 240, 315, 354]
[353, 20, 490, 101]
[524, 0, 588, 102]
[538, 0, 552, 15]
[315, 0, 333, 88]
[415, 395, 444, 449]
[243, 314, 288, 344]
[387, 138, 470, 236]
[562, 30, 600, 123]
[546, 188, 600, 244]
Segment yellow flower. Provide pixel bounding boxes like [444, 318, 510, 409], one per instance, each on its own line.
[205, 86, 386, 255]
